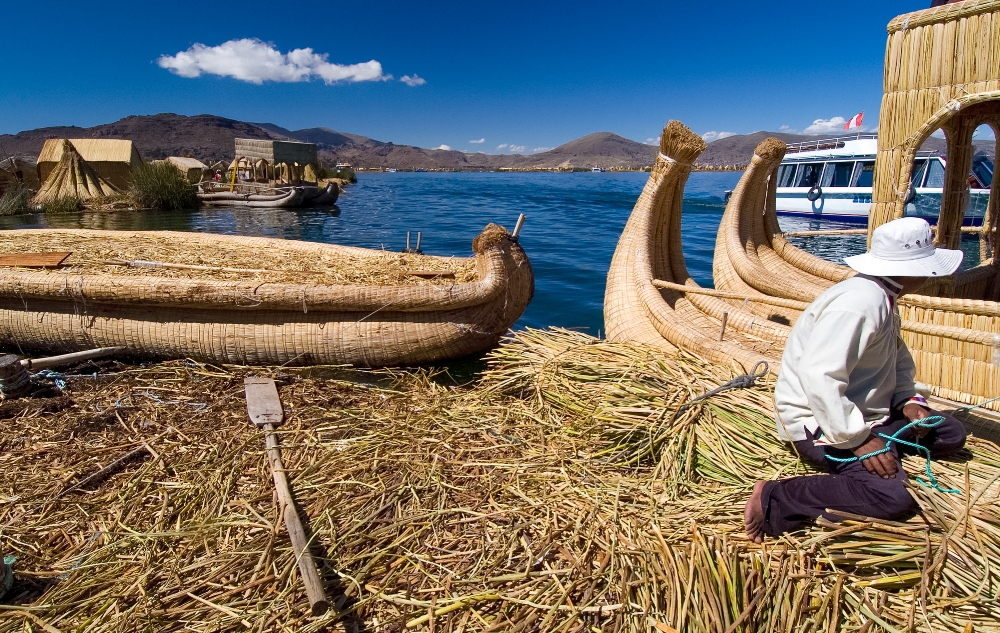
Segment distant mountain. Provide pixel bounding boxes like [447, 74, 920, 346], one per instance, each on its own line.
[0, 114, 274, 163]
[696, 132, 818, 168]
[1, 114, 993, 173]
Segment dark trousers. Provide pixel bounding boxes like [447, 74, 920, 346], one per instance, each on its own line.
[761, 409, 967, 536]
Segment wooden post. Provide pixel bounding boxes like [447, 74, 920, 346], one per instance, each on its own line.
[719, 312, 729, 342]
[0, 354, 31, 399]
[512, 213, 526, 239]
[244, 378, 328, 616]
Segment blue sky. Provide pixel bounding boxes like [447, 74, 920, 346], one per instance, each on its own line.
[3, 1, 930, 152]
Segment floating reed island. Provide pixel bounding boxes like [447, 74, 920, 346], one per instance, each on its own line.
[0, 224, 533, 367]
[2, 329, 1000, 632]
[606, 0, 1000, 413]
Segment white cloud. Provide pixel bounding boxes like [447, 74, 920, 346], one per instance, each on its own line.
[469, 138, 485, 144]
[645, 137, 660, 145]
[779, 125, 795, 133]
[803, 117, 848, 135]
[158, 38, 387, 84]
[400, 74, 426, 87]
[496, 143, 526, 153]
[532, 147, 551, 153]
[433, 144, 451, 151]
[701, 131, 736, 142]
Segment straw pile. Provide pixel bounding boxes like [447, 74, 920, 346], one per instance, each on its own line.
[1, 328, 999, 632]
[0, 231, 477, 286]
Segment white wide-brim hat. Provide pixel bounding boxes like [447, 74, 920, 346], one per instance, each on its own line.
[843, 217, 963, 277]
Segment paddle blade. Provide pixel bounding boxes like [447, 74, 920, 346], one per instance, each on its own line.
[244, 377, 283, 427]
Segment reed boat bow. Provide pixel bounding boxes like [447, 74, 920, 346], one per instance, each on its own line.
[604, 122, 784, 374]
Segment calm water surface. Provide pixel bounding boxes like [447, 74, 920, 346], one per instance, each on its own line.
[2, 172, 979, 335]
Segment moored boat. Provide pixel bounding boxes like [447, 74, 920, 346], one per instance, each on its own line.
[197, 185, 305, 208]
[770, 135, 992, 225]
[0, 224, 533, 367]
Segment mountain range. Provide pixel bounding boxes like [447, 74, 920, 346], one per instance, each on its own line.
[0, 113, 994, 172]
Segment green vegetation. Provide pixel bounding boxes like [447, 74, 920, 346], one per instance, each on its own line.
[316, 164, 357, 183]
[129, 162, 199, 210]
[0, 180, 32, 216]
[40, 196, 82, 214]
[334, 166, 357, 183]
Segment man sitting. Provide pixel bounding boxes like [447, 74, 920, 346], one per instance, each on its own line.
[745, 217, 968, 541]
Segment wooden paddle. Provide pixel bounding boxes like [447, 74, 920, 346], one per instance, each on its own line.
[0, 252, 72, 268]
[244, 377, 329, 616]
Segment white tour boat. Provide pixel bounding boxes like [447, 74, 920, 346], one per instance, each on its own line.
[766, 134, 993, 225]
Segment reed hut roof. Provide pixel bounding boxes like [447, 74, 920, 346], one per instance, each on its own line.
[164, 156, 209, 184]
[36, 138, 142, 190]
[164, 156, 207, 171]
[234, 138, 317, 166]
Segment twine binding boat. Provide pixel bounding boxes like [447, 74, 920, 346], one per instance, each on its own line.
[0, 224, 533, 367]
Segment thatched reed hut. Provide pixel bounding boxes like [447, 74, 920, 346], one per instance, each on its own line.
[159, 156, 208, 184]
[33, 140, 118, 204]
[36, 139, 142, 190]
[0, 156, 41, 190]
[234, 138, 318, 184]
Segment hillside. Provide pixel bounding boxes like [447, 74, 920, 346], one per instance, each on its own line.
[0, 114, 275, 164]
[1, 114, 994, 173]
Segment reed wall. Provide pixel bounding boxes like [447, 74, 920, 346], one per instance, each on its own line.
[871, 0, 1000, 255]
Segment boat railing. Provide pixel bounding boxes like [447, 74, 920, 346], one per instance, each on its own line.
[784, 134, 878, 154]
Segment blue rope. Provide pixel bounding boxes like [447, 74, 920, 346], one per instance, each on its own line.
[824, 395, 1000, 495]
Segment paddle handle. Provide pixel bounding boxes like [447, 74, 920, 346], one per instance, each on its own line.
[264, 423, 329, 616]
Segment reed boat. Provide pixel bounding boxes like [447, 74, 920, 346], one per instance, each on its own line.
[197, 186, 305, 208]
[197, 181, 339, 208]
[0, 224, 533, 367]
[606, 3, 1000, 415]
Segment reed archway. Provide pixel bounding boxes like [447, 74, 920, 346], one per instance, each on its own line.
[874, 93, 1000, 259]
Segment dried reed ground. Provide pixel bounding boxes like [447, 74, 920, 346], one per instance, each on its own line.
[0, 232, 477, 285]
[1, 328, 999, 632]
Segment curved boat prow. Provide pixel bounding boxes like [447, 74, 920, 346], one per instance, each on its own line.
[604, 121, 781, 374]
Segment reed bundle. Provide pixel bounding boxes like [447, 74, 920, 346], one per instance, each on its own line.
[1, 328, 999, 631]
[0, 231, 476, 286]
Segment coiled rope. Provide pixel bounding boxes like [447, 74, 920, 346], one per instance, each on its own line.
[825, 395, 1000, 494]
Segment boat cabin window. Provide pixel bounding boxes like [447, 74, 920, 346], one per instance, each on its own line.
[821, 162, 854, 188]
[910, 159, 927, 188]
[971, 155, 993, 189]
[795, 163, 824, 188]
[777, 164, 796, 187]
[852, 161, 875, 188]
[924, 159, 945, 188]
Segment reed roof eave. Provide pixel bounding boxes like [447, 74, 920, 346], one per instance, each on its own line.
[887, 0, 1000, 33]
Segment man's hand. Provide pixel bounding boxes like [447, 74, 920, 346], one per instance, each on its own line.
[852, 433, 897, 478]
[902, 403, 931, 438]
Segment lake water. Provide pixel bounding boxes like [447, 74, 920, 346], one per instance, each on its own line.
[2, 172, 982, 335]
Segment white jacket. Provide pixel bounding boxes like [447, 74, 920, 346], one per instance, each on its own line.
[774, 275, 917, 449]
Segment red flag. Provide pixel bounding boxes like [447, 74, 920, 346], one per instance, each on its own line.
[843, 112, 864, 130]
